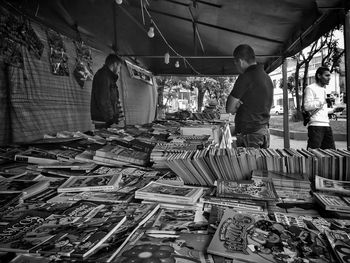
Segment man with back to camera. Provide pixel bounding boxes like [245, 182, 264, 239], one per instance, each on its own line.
[90, 54, 123, 128]
[226, 44, 274, 148]
[303, 66, 335, 149]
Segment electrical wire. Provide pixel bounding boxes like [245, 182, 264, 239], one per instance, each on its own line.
[142, 3, 201, 75]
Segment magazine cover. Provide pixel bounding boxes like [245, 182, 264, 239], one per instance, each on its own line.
[207, 209, 332, 263]
[315, 175, 350, 195]
[57, 174, 122, 192]
[216, 179, 278, 200]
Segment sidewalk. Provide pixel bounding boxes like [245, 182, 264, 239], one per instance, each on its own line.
[269, 134, 348, 149]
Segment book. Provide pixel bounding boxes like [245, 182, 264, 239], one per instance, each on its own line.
[315, 175, 350, 195]
[135, 181, 204, 205]
[14, 149, 60, 165]
[0, 179, 50, 199]
[313, 192, 350, 213]
[207, 208, 332, 262]
[57, 174, 122, 193]
[216, 179, 278, 200]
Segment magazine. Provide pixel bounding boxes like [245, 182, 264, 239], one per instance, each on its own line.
[145, 207, 208, 235]
[216, 179, 278, 200]
[324, 229, 350, 263]
[0, 179, 50, 199]
[0, 211, 51, 253]
[315, 175, 350, 195]
[57, 174, 122, 192]
[110, 229, 213, 263]
[313, 192, 350, 213]
[135, 181, 204, 205]
[34, 214, 126, 258]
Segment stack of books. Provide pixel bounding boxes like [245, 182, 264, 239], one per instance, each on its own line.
[135, 181, 204, 206]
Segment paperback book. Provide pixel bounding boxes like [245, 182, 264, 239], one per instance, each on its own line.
[57, 174, 122, 192]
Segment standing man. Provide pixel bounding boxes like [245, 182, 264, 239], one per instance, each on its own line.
[91, 54, 123, 128]
[226, 44, 274, 148]
[304, 66, 335, 149]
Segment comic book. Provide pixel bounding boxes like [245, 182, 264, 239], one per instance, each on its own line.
[207, 208, 332, 262]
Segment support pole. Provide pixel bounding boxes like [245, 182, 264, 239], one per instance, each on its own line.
[113, 1, 118, 53]
[344, 9, 350, 149]
[282, 59, 290, 148]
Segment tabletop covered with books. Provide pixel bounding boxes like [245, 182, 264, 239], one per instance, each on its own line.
[0, 120, 350, 263]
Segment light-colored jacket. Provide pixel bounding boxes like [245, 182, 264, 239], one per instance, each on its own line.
[303, 83, 329, 127]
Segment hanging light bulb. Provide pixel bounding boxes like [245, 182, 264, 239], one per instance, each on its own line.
[115, 0, 123, 4]
[175, 60, 180, 68]
[164, 52, 170, 64]
[147, 25, 155, 38]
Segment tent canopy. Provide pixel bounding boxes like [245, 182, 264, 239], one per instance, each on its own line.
[5, 0, 348, 75]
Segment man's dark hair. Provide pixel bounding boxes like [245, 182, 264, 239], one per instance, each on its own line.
[105, 54, 123, 66]
[233, 44, 256, 64]
[315, 66, 330, 82]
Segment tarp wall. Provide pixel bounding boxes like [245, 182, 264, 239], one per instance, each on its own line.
[0, 9, 157, 145]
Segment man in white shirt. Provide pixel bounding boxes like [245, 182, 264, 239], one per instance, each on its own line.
[303, 66, 335, 149]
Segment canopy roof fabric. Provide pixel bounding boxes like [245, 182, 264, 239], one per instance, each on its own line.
[4, 0, 348, 75]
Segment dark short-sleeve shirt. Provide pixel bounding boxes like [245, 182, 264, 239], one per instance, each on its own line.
[230, 64, 273, 134]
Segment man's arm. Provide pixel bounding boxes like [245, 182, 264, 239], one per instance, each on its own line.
[226, 95, 243, 115]
[303, 87, 325, 111]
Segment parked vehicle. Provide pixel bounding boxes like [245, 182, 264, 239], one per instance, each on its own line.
[270, 105, 284, 115]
